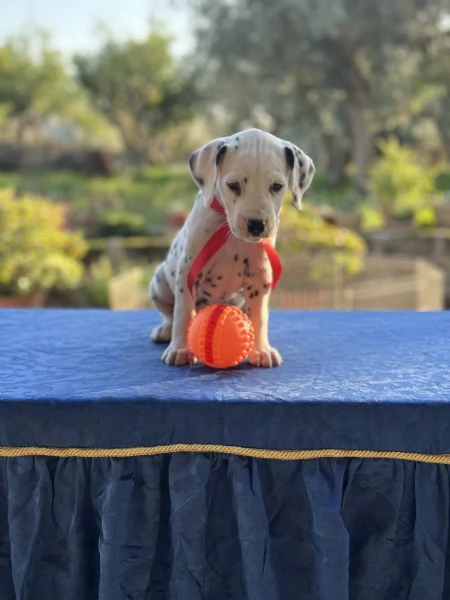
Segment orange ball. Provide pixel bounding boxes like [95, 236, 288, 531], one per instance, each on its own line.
[188, 304, 255, 368]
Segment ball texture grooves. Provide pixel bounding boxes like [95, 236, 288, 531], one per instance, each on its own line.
[188, 304, 255, 368]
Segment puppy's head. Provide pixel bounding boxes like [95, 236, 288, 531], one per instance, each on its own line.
[189, 128, 315, 242]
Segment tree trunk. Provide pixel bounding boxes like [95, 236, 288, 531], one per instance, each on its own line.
[332, 33, 374, 194]
[322, 132, 352, 186]
[125, 144, 151, 173]
[435, 117, 450, 161]
[15, 117, 29, 168]
[347, 98, 373, 194]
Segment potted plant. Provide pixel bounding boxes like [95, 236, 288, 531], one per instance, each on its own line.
[0, 189, 87, 307]
[166, 201, 190, 230]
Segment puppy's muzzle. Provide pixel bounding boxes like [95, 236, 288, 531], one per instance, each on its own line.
[247, 218, 266, 237]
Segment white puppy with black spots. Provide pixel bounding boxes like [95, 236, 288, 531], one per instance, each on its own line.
[150, 128, 315, 367]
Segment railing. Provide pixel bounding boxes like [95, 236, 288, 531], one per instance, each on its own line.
[270, 255, 445, 310]
[109, 255, 445, 311]
[109, 268, 149, 310]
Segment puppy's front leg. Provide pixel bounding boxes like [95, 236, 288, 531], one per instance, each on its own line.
[161, 257, 196, 366]
[244, 291, 283, 368]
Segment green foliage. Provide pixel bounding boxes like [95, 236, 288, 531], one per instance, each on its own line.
[96, 210, 147, 237]
[278, 202, 367, 277]
[414, 10, 450, 159]
[0, 165, 195, 228]
[435, 169, 450, 192]
[0, 32, 82, 139]
[192, 0, 450, 186]
[79, 258, 157, 308]
[368, 139, 436, 216]
[81, 256, 113, 307]
[75, 29, 198, 165]
[0, 31, 115, 146]
[0, 33, 73, 116]
[0, 189, 86, 295]
[360, 204, 384, 230]
[414, 206, 436, 229]
[305, 171, 355, 211]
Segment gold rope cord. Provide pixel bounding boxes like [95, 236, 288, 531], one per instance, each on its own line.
[0, 444, 449, 464]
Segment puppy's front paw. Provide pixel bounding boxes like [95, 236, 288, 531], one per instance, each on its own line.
[162, 343, 196, 366]
[248, 345, 283, 368]
[151, 322, 172, 343]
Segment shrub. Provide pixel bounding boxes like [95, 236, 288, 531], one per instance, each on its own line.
[81, 256, 114, 307]
[96, 210, 147, 237]
[414, 206, 436, 228]
[278, 204, 367, 279]
[435, 169, 450, 192]
[368, 139, 435, 218]
[360, 205, 384, 230]
[0, 189, 86, 296]
[0, 166, 195, 229]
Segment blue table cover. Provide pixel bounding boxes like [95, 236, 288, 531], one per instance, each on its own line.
[1, 309, 450, 600]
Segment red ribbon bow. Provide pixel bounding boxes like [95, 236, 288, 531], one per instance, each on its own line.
[187, 197, 282, 295]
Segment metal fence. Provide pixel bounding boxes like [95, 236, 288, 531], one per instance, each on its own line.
[108, 268, 150, 310]
[109, 255, 445, 311]
[270, 255, 445, 311]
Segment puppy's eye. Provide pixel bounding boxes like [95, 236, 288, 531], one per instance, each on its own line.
[270, 182, 284, 194]
[227, 181, 241, 196]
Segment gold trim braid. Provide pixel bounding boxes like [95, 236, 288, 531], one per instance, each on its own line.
[0, 444, 449, 464]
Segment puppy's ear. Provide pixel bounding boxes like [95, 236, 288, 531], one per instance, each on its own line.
[188, 138, 228, 207]
[284, 144, 315, 210]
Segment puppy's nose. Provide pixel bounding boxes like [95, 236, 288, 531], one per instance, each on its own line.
[247, 219, 265, 237]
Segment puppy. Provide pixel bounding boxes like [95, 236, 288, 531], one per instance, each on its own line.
[150, 128, 315, 367]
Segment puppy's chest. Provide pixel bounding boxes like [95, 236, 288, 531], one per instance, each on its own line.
[194, 238, 272, 297]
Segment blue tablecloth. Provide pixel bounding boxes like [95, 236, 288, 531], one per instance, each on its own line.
[1, 309, 450, 600]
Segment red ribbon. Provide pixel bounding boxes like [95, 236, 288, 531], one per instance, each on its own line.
[187, 198, 282, 295]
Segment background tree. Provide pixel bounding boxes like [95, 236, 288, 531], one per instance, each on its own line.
[0, 31, 82, 147]
[413, 8, 450, 159]
[190, 0, 450, 190]
[74, 28, 199, 167]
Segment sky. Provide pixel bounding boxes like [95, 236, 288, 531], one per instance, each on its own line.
[0, 0, 193, 56]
